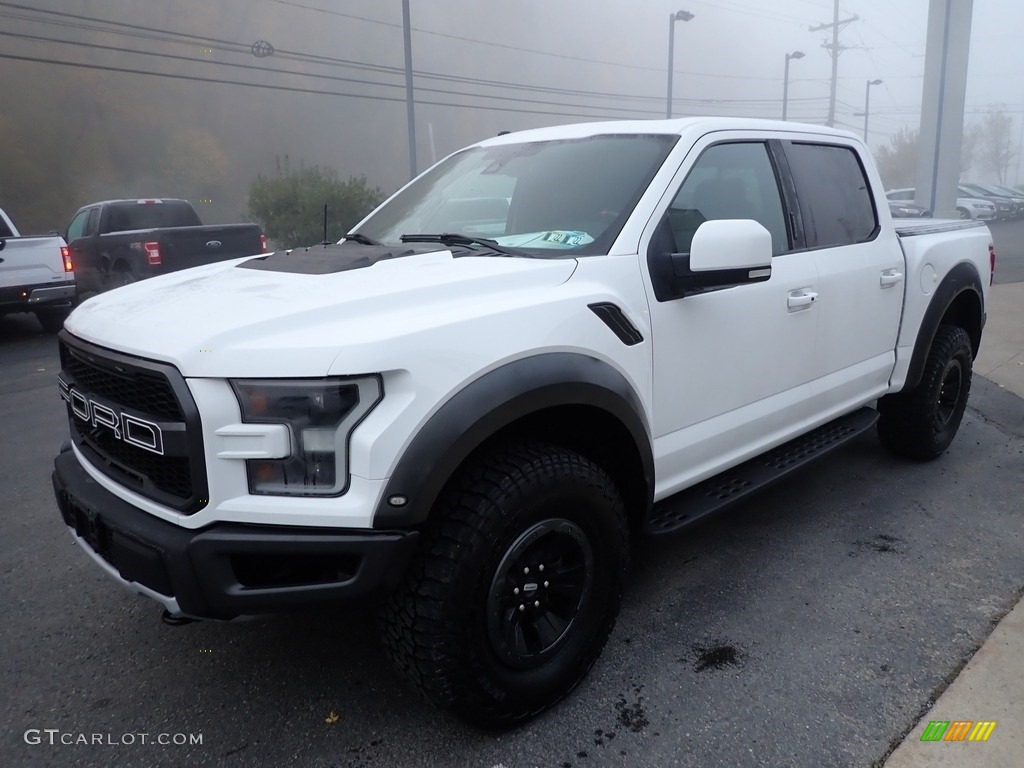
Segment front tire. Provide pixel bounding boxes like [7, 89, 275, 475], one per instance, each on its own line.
[380, 443, 628, 727]
[957, 207, 971, 220]
[877, 325, 973, 460]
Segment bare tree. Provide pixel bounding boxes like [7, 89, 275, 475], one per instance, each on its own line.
[874, 128, 918, 189]
[960, 123, 979, 180]
[976, 106, 1016, 183]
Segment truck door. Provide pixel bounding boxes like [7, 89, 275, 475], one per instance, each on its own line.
[782, 141, 904, 411]
[642, 138, 820, 497]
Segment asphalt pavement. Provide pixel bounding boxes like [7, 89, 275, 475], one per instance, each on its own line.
[1, 221, 1022, 768]
[882, 268, 1024, 766]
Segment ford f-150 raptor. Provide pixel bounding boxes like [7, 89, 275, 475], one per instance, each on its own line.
[51, 118, 994, 726]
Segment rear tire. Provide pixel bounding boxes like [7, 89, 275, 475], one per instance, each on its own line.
[877, 325, 973, 460]
[380, 442, 628, 727]
[35, 307, 71, 333]
[106, 266, 136, 291]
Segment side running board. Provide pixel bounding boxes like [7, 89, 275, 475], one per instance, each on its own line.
[644, 407, 879, 536]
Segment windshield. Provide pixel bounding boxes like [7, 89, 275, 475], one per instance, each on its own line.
[356, 133, 677, 257]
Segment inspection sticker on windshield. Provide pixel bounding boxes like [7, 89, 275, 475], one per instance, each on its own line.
[541, 230, 589, 246]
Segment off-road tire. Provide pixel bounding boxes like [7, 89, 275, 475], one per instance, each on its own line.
[380, 442, 628, 727]
[877, 325, 973, 460]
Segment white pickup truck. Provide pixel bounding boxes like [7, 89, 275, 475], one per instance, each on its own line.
[52, 118, 993, 726]
[0, 207, 75, 331]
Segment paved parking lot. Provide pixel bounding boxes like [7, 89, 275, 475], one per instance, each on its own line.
[2, 221, 1022, 768]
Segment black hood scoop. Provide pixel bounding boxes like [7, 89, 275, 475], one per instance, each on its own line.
[238, 241, 443, 275]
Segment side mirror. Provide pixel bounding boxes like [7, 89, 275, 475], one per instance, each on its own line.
[669, 219, 772, 295]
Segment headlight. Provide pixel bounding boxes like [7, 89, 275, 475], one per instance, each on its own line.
[231, 376, 382, 496]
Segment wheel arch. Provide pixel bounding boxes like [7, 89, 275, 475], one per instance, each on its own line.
[904, 261, 984, 391]
[373, 353, 654, 531]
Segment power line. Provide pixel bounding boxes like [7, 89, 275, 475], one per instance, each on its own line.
[264, 0, 794, 79]
[0, 52, 710, 122]
[0, 29, 664, 115]
[0, 27, 828, 124]
[0, 2, 801, 116]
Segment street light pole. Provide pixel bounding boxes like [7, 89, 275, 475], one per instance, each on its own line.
[666, 10, 694, 119]
[782, 51, 804, 121]
[402, 0, 417, 179]
[864, 78, 883, 144]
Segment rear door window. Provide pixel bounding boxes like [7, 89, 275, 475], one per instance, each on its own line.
[785, 142, 878, 248]
[84, 208, 100, 237]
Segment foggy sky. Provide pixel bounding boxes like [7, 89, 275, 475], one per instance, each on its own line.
[4, 0, 1023, 226]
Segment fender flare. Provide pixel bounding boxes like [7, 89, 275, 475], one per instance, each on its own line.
[904, 261, 985, 391]
[372, 352, 653, 528]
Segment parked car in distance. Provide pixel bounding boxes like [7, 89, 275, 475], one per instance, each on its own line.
[958, 183, 1020, 219]
[0, 206, 75, 331]
[986, 183, 1024, 208]
[886, 188, 994, 220]
[64, 199, 266, 295]
[887, 200, 931, 218]
[969, 183, 1024, 215]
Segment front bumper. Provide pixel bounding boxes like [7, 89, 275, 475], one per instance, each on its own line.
[52, 447, 419, 620]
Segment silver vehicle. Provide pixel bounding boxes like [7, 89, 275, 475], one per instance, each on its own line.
[958, 183, 1020, 219]
[886, 188, 995, 221]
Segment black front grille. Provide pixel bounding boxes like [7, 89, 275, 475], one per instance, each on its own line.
[72, 420, 193, 499]
[58, 331, 208, 514]
[61, 348, 183, 421]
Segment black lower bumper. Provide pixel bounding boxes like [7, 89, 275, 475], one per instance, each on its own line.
[52, 447, 419, 620]
[0, 281, 76, 311]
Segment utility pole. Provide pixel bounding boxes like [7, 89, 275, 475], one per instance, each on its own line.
[809, 0, 858, 127]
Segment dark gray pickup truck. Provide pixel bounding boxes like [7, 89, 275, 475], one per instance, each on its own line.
[64, 199, 266, 295]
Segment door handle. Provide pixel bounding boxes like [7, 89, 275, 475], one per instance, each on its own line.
[880, 269, 904, 288]
[787, 290, 818, 310]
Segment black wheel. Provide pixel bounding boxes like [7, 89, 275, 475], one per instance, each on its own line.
[35, 307, 71, 333]
[877, 325, 973, 460]
[380, 443, 628, 727]
[957, 207, 970, 220]
[106, 267, 135, 291]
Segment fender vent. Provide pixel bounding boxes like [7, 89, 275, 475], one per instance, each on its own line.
[588, 302, 643, 346]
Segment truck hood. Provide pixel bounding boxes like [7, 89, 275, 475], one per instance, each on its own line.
[65, 248, 577, 376]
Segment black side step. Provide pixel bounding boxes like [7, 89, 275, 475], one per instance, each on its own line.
[644, 407, 879, 536]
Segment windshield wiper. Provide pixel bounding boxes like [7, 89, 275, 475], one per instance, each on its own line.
[344, 232, 382, 246]
[399, 232, 525, 257]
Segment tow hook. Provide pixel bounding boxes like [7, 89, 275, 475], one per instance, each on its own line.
[161, 610, 196, 626]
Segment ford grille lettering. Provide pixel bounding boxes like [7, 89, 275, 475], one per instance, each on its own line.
[58, 376, 165, 455]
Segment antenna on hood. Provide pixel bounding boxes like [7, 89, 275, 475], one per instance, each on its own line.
[321, 204, 330, 246]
